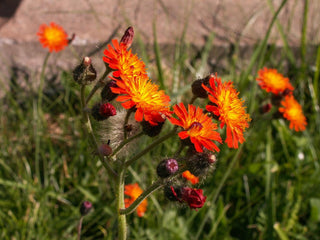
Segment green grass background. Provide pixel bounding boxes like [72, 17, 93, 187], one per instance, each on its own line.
[1, 0, 320, 239]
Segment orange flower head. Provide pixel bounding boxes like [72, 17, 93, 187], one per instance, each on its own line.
[103, 39, 171, 125]
[124, 183, 147, 217]
[256, 68, 294, 95]
[202, 74, 251, 149]
[37, 22, 68, 52]
[182, 170, 199, 185]
[169, 103, 222, 153]
[103, 39, 147, 80]
[279, 95, 307, 131]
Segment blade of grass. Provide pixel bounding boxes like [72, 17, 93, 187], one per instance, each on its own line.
[245, 0, 288, 114]
[265, 127, 274, 240]
[267, 0, 295, 65]
[153, 22, 165, 90]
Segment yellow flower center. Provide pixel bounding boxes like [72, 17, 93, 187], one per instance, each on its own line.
[264, 72, 286, 90]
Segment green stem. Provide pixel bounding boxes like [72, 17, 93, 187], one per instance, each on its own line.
[189, 95, 197, 105]
[35, 52, 50, 186]
[124, 127, 177, 167]
[117, 165, 127, 240]
[80, 85, 117, 179]
[120, 179, 164, 215]
[77, 216, 83, 240]
[38, 52, 51, 110]
[111, 132, 144, 157]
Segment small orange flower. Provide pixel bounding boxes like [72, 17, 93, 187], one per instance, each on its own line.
[103, 39, 171, 125]
[182, 170, 199, 185]
[169, 103, 222, 152]
[103, 39, 147, 80]
[256, 68, 294, 95]
[37, 22, 68, 52]
[279, 95, 307, 131]
[202, 74, 251, 149]
[124, 183, 147, 217]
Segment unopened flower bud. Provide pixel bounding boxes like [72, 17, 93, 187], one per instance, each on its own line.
[120, 26, 134, 49]
[191, 74, 213, 98]
[73, 57, 97, 85]
[157, 158, 179, 178]
[186, 152, 216, 176]
[97, 143, 113, 156]
[164, 185, 182, 201]
[80, 201, 92, 216]
[101, 80, 118, 102]
[141, 120, 164, 137]
[260, 103, 272, 114]
[91, 102, 117, 121]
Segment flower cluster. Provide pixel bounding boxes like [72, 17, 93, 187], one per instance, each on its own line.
[256, 68, 307, 131]
[41, 24, 251, 218]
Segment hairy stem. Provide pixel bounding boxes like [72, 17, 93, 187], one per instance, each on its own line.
[80, 85, 118, 179]
[117, 164, 127, 240]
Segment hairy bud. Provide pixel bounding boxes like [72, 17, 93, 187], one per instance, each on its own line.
[101, 80, 118, 102]
[157, 158, 179, 178]
[73, 57, 97, 85]
[91, 102, 117, 121]
[191, 74, 213, 98]
[80, 201, 93, 216]
[120, 26, 134, 49]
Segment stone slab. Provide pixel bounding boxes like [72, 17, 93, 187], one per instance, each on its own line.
[0, 0, 319, 94]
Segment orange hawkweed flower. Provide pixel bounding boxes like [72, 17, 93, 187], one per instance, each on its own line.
[169, 103, 222, 152]
[256, 68, 294, 95]
[182, 170, 199, 185]
[103, 39, 171, 125]
[124, 183, 147, 217]
[103, 39, 147, 80]
[37, 22, 68, 52]
[279, 95, 307, 131]
[203, 74, 251, 149]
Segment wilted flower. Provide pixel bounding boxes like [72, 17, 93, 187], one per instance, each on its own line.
[171, 186, 207, 209]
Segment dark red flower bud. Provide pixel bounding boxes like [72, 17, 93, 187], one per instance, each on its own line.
[191, 74, 213, 98]
[91, 102, 117, 121]
[97, 143, 113, 156]
[180, 187, 206, 209]
[80, 201, 93, 216]
[157, 158, 179, 178]
[120, 26, 134, 49]
[73, 57, 97, 85]
[260, 103, 272, 114]
[101, 80, 118, 102]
